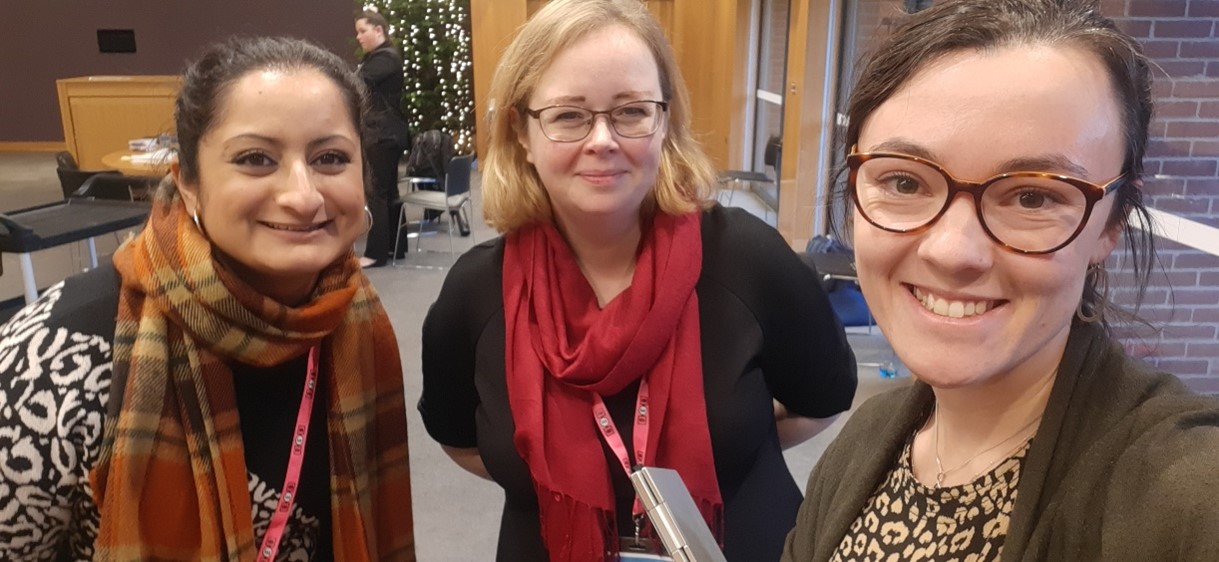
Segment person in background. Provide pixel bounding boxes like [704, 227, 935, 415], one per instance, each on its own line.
[783, 1, 1219, 560]
[356, 9, 412, 268]
[419, 1, 857, 560]
[0, 37, 414, 561]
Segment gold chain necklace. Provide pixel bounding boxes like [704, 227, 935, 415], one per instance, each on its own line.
[932, 401, 1042, 488]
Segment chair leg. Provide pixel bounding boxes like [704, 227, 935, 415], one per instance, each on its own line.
[446, 208, 456, 256]
[392, 203, 408, 265]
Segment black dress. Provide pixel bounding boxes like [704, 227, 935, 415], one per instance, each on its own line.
[420, 205, 858, 561]
[359, 42, 411, 262]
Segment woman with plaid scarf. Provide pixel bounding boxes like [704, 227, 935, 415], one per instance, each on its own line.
[0, 37, 415, 561]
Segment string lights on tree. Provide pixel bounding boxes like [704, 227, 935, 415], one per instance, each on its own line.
[361, 0, 475, 155]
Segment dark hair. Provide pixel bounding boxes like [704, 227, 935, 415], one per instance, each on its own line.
[836, 0, 1157, 329]
[172, 36, 368, 187]
[357, 10, 394, 46]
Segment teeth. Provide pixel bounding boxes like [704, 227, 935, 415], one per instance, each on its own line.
[912, 287, 992, 318]
[266, 223, 320, 232]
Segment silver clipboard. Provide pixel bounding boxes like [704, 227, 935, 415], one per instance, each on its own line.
[629, 466, 728, 562]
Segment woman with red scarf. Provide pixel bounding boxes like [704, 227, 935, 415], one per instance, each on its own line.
[419, 1, 856, 560]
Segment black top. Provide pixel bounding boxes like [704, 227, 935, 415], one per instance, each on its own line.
[0, 264, 333, 561]
[420, 205, 858, 561]
[359, 43, 410, 147]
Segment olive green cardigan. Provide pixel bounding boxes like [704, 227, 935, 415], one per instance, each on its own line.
[783, 323, 1219, 561]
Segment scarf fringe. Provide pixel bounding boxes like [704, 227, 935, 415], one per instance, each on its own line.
[536, 487, 617, 562]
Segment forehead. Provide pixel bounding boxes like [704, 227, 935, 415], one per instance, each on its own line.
[207, 68, 356, 137]
[859, 44, 1125, 179]
[529, 25, 662, 104]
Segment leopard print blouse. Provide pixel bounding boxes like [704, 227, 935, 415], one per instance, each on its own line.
[830, 437, 1030, 562]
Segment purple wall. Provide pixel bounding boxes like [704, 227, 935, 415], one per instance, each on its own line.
[0, 0, 357, 142]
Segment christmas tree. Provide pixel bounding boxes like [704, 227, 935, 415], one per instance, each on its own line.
[360, 0, 475, 155]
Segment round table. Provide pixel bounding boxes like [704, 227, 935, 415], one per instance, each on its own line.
[101, 149, 173, 176]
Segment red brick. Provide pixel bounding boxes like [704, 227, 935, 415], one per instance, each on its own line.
[1184, 377, 1219, 395]
[1133, 304, 1183, 323]
[1208, 62, 1219, 78]
[1148, 139, 1193, 158]
[1174, 79, 1219, 97]
[1129, 0, 1188, 16]
[1199, 271, 1219, 285]
[1154, 20, 1215, 38]
[1161, 324, 1218, 340]
[1128, 340, 1189, 358]
[1119, 18, 1154, 37]
[1165, 121, 1219, 137]
[1195, 173, 1219, 190]
[1179, 41, 1219, 59]
[1155, 60, 1208, 77]
[1155, 100, 1199, 118]
[1159, 158, 1219, 175]
[1101, 0, 1127, 16]
[1161, 270, 1201, 287]
[1140, 40, 1181, 58]
[1201, 101, 1219, 118]
[1193, 308, 1219, 323]
[1192, 141, 1219, 157]
[1187, 342, 1219, 358]
[1187, 0, 1219, 17]
[1152, 196, 1210, 213]
[1174, 252, 1219, 268]
[1154, 360, 1212, 377]
[1142, 175, 1187, 195]
[1173, 289, 1219, 305]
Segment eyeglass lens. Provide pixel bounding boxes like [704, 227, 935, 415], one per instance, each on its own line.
[536, 102, 663, 141]
[853, 156, 1092, 253]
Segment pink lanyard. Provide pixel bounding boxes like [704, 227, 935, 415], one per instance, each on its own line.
[591, 379, 652, 523]
[256, 345, 320, 562]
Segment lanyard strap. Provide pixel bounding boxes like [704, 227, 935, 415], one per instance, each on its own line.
[591, 379, 651, 520]
[256, 345, 320, 562]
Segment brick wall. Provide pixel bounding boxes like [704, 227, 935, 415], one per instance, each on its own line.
[1104, 0, 1219, 391]
[837, 0, 1219, 391]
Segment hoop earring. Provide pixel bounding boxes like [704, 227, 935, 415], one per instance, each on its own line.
[1076, 263, 1109, 324]
[192, 209, 203, 232]
[362, 205, 374, 235]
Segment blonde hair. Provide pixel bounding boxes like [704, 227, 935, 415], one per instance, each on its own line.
[481, 0, 717, 232]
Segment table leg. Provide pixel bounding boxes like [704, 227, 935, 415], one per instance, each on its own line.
[19, 253, 37, 305]
[87, 237, 99, 268]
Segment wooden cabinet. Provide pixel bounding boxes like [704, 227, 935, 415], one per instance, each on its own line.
[56, 76, 180, 170]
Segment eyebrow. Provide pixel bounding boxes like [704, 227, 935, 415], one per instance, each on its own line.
[223, 133, 356, 151]
[542, 91, 656, 106]
[865, 138, 1092, 179]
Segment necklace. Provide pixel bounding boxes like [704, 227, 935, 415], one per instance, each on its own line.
[932, 401, 1042, 488]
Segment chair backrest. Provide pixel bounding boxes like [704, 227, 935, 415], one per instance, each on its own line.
[405, 130, 454, 184]
[56, 167, 99, 199]
[56, 150, 78, 170]
[763, 135, 782, 174]
[445, 153, 474, 198]
[73, 172, 153, 201]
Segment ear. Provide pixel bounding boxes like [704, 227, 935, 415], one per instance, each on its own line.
[1091, 222, 1121, 264]
[511, 107, 534, 164]
[172, 161, 201, 215]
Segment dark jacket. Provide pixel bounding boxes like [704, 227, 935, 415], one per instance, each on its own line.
[359, 42, 410, 148]
[783, 322, 1219, 562]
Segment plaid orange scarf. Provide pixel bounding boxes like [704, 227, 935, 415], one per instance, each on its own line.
[90, 195, 414, 561]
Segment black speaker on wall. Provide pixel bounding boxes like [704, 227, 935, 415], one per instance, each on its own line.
[98, 29, 137, 53]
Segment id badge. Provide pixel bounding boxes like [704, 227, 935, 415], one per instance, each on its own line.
[618, 537, 674, 562]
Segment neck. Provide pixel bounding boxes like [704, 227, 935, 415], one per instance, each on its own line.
[553, 211, 644, 308]
[216, 252, 319, 307]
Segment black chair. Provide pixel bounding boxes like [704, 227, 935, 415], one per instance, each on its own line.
[55, 150, 123, 200]
[718, 135, 782, 208]
[393, 153, 475, 260]
[73, 172, 159, 202]
[401, 130, 456, 223]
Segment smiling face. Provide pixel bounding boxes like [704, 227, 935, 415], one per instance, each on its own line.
[517, 24, 667, 233]
[355, 18, 385, 52]
[853, 45, 1124, 390]
[175, 68, 365, 304]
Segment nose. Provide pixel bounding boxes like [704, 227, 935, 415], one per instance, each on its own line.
[583, 114, 619, 152]
[916, 194, 993, 275]
[278, 158, 325, 218]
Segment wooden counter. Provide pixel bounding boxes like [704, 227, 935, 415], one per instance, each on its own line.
[56, 76, 180, 170]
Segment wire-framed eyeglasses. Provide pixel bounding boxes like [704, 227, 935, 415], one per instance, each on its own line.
[525, 100, 668, 142]
[847, 149, 1124, 254]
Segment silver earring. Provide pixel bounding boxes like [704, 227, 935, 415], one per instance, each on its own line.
[362, 205, 374, 235]
[192, 209, 202, 231]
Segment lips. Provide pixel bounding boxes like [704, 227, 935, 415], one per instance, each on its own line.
[261, 220, 330, 232]
[910, 286, 1000, 319]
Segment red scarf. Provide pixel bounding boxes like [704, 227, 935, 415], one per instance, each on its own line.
[502, 211, 722, 561]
